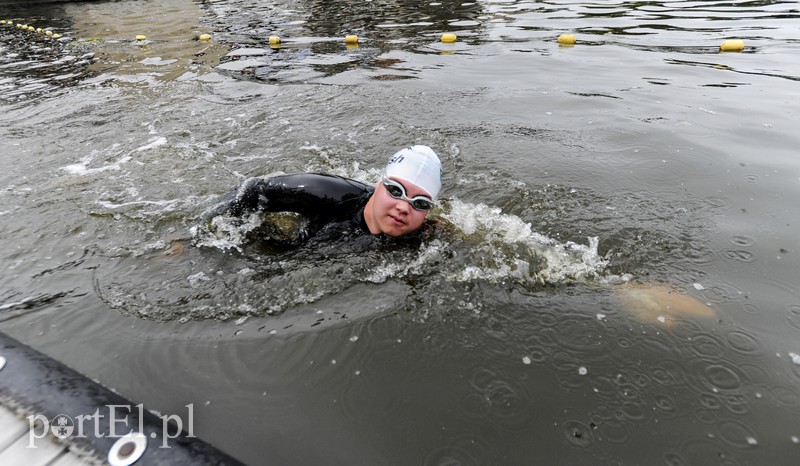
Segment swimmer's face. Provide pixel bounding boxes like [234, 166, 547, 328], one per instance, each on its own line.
[365, 177, 430, 237]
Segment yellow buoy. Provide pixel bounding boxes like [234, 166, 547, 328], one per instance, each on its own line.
[344, 34, 358, 44]
[199, 33, 212, 41]
[36, 28, 43, 33]
[720, 39, 744, 52]
[557, 34, 576, 45]
[135, 34, 146, 41]
[27, 26, 35, 32]
[268, 35, 281, 45]
[52, 34, 61, 39]
[441, 33, 457, 43]
[45, 30, 53, 36]
[0, 20, 5, 25]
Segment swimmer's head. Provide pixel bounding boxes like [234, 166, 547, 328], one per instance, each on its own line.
[384, 145, 442, 200]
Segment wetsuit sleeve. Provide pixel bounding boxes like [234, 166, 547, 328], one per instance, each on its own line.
[205, 173, 372, 221]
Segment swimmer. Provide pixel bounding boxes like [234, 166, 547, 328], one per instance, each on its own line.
[204, 145, 442, 244]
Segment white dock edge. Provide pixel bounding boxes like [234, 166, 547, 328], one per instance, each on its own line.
[0, 404, 95, 466]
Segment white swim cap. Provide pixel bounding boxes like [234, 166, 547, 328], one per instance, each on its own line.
[385, 145, 442, 199]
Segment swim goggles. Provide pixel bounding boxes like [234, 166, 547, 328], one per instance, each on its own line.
[381, 177, 435, 211]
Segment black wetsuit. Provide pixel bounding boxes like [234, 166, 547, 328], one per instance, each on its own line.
[207, 173, 425, 247]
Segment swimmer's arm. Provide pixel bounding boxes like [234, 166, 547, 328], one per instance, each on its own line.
[203, 174, 369, 219]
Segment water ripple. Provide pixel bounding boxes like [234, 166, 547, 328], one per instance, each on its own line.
[725, 329, 762, 355]
[690, 333, 727, 360]
[419, 435, 491, 466]
[720, 249, 757, 263]
[464, 366, 535, 433]
[728, 235, 755, 247]
[650, 360, 686, 387]
[717, 420, 758, 448]
[653, 393, 677, 414]
[786, 305, 800, 332]
[663, 451, 689, 466]
[0, 25, 94, 102]
[562, 419, 594, 447]
[704, 364, 742, 391]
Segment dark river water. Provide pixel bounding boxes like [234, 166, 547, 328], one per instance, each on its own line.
[2, 0, 800, 464]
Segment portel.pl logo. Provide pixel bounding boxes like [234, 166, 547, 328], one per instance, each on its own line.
[27, 403, 195, 448]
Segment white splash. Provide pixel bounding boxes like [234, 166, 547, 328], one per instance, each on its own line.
[135, 136, 168, 152]
[61, 136, 166, 176]
[300, 144, 382, 185]
[191, 212, 263, 252]
[62, 154, 131, 175]
[440, 199, 607, 285]
[187, 272, 210, 287]
[364, 239, 447, 283]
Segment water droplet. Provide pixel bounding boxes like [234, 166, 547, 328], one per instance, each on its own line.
[562, 420, 593, 447]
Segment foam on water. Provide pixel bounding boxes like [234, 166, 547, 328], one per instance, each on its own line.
[440, 199, 608, 285]
[62, 153, 130, 176]
[191, 212, 264, 252]
[134, 136, 168, 152]
[364, 239, 448, 284]
[60, 136, 167, 176]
